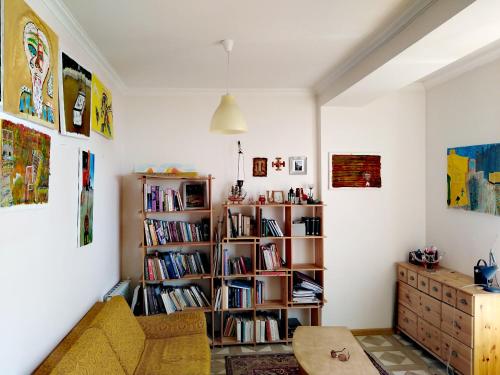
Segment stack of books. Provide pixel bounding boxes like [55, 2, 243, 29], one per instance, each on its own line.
[300, 217, 321, 236]
[143, 218, 210, 245]
[214, 280, 253, 309]
[256, 314, 281, 342]
[292, 271, 323, 304]
[260, 218, 284, 237]
[143, 284, 210, 315]
[143, 184, 184, 212]
[223, 315, 254, 343]
[224, 251, 252, 275]
[143, 251, 209, 280]
[259, 243, 284, 270]
[227, 209, 254, 238]
[256, 280, 265, 304]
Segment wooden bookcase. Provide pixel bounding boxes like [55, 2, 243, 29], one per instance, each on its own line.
[213, 203, 325, 346]
[138, 174, 215, 341]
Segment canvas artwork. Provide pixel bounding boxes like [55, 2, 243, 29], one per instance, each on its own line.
[60, 52, 92, 137]
[0, 120, 51, 207]
[447, 143, 499, 216]
[253, 157, 267, 177]
[78, 150, 95, 246]
[331, 154, 381, 188]
[91, 74, 113, 139]
[3, 0, 59, 130]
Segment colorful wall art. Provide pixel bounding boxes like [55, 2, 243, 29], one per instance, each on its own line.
[0, 120, 51, 207]
[447, 143, 499, 216]
[91, 74, 113, 139]
[60, 52, 92, 137]
[3, 0, 59, 130]
[78, 150, 95, 246]
[331, 154, 381, 188]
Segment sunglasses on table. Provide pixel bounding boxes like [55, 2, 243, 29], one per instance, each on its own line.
[330, 348, 350, 361]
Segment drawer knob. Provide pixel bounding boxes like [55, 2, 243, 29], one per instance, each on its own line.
[405, 293, 410, 299]
[459, 298, 468, 305]
[425, 306, 431, 312]
[432, 286, 439, 292]
[410, 276, 415, 281]
[452, 350, 458, 358]
[403, 317, 409, 323]
[426, 332, 431, 339]
[400, 271, 405, 276]
[453, 321, 462, 330]
[445, 292, 452, 298]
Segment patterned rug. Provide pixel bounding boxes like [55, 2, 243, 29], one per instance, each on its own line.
[225, 352, 388, 375]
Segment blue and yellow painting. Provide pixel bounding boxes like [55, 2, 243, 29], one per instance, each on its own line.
[447, 143, 499, 216]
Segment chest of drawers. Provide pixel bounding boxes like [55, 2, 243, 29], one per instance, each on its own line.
[396, 262, 500, 375]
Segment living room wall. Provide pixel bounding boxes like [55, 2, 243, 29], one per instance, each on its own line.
[426, 58, 500, 275]
[319, 84, 427, 329]
[0, 1, 124, 373]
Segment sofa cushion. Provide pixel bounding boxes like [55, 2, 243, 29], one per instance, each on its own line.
[90, 296, 145, 375]
[50, 327, 126, 375]
[134, 334, 210, 375]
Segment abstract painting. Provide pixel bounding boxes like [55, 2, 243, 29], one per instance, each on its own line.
[3, 0, 59, 130]
[60, 52, 92, 138]
[253, 158, 267, 177]
[447, 143, 499, 216]
[78, 150, 95, 246]
[330, 154, 381, 188]
[91, 74, 113, 139]
[0, 120, 51, 207]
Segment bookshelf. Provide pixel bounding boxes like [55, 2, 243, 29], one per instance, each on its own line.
[138, 174, 214, 341]
[213, 203, 325, 346]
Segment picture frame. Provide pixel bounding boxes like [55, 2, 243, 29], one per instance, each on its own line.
[289, 156, 307, 175]
[182, 182, 207, 210]
[253, 157, 268, 177]
[328, 152, 382, 189]
[272, 191, 285, 204]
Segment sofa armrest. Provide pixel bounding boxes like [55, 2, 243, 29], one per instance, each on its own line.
[136, 310, 207, 339]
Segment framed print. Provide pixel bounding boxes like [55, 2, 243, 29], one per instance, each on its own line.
[329, 153, 381, 188]
[183, 182, 207, 210]
[253, 157, 267, 177]
[272, 191, 285, 204]
[289, 156, 307, 175]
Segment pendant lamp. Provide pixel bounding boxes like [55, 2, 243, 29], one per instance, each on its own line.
[210, 39, 248, 134]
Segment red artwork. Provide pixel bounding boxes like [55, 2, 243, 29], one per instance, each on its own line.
[331, 154, 381, 188]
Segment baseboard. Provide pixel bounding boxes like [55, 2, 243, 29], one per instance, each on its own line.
[350, 328, 394, 336]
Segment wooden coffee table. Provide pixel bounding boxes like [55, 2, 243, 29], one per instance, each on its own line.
[292, 326, 379, 375]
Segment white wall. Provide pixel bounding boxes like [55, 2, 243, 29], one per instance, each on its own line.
[0, 1, 124, 373]
[426, 59, 500, 275]
[119, 91, 317, 282]
[320, 84, 426, 328]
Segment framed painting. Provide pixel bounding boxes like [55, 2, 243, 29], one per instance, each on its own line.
[3, 0, 59, 130]
[78, 149, 95, 246]
[289, 156, 307, 175]
[0, 119, 51, 207]
[447, 143, 499, 216]
[91, 74, 113, 139]
[329, 153, 381, 188]
[253, 157, 267, 177]
[182, 182, 207, 210]
[59, 52, 92, 138]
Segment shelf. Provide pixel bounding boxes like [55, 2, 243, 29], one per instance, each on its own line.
[224, 307, 255, 312]
[256, 300, 287, 309]
[292, 263, 324, 271]
[142, 209, 211, 215]
[256, 270, 289, 276]
[288, 303, 323, 309]
[138, 174, 213, 181]
[142, 241, 212, 248]
[220, 273, 255, 279]
[143, 274, 212, 282]
[223, 203, 325, 208]
[223, 237, 259, 242]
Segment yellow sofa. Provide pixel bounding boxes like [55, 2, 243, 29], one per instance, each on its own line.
[34, 296, 210, 375]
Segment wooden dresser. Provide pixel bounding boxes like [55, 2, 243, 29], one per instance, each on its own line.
[396, 262, 500, 375]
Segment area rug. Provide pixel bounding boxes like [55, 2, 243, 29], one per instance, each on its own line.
[225, 352, 389, 375]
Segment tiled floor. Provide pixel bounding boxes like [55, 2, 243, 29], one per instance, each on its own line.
[211, 334, 450, 375]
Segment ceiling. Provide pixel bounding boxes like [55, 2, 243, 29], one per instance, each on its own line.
[61, 0, 413, 90]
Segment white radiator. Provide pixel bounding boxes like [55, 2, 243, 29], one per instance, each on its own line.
[103, 280, 131, 302]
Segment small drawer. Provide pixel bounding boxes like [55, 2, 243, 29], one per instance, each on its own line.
[407, 270, 418, 288]
[441, 303, 473, 347]
[397, 266, 407, 283]
[398, 304, 417, 338]
[456, 290, 474, 316]
[399, 282, 420, 313]
[417, 274, 429, 294]
[429, 279, 442, 300]
[441, 333, 472, 375]
[442, 285, 456, 307]
[417, 318, 442, 357]
[420, 293, 441, 328]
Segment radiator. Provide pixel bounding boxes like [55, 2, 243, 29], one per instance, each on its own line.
[103, 280, 131, 302]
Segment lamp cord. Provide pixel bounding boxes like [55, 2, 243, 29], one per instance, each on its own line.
[226, 49, 230, 95]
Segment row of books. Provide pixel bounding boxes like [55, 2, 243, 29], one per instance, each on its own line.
[223, 315, 254, 343]
[300, 217, 321, 236]
[259, 243, 284, 270]
[260, 218, 284, 237]
[143, 284, 210, 315]
[256, 280, 265, 304]
[213, 243, 223, 276]
[256, 315, 281, 342]
[292, 271, 323, 304]
[214, 280, 253, 309]
[144, 251, 209, 281]
[143, 184, 184, 212]
[224, 252, 252, 276]
[227, 209, 254, 238]
[143, 218, 210, 245]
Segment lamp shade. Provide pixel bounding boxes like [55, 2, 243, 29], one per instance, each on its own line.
[210, 94, 247, 134]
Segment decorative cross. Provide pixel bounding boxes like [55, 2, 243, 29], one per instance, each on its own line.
[272, 157, 285, 171]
